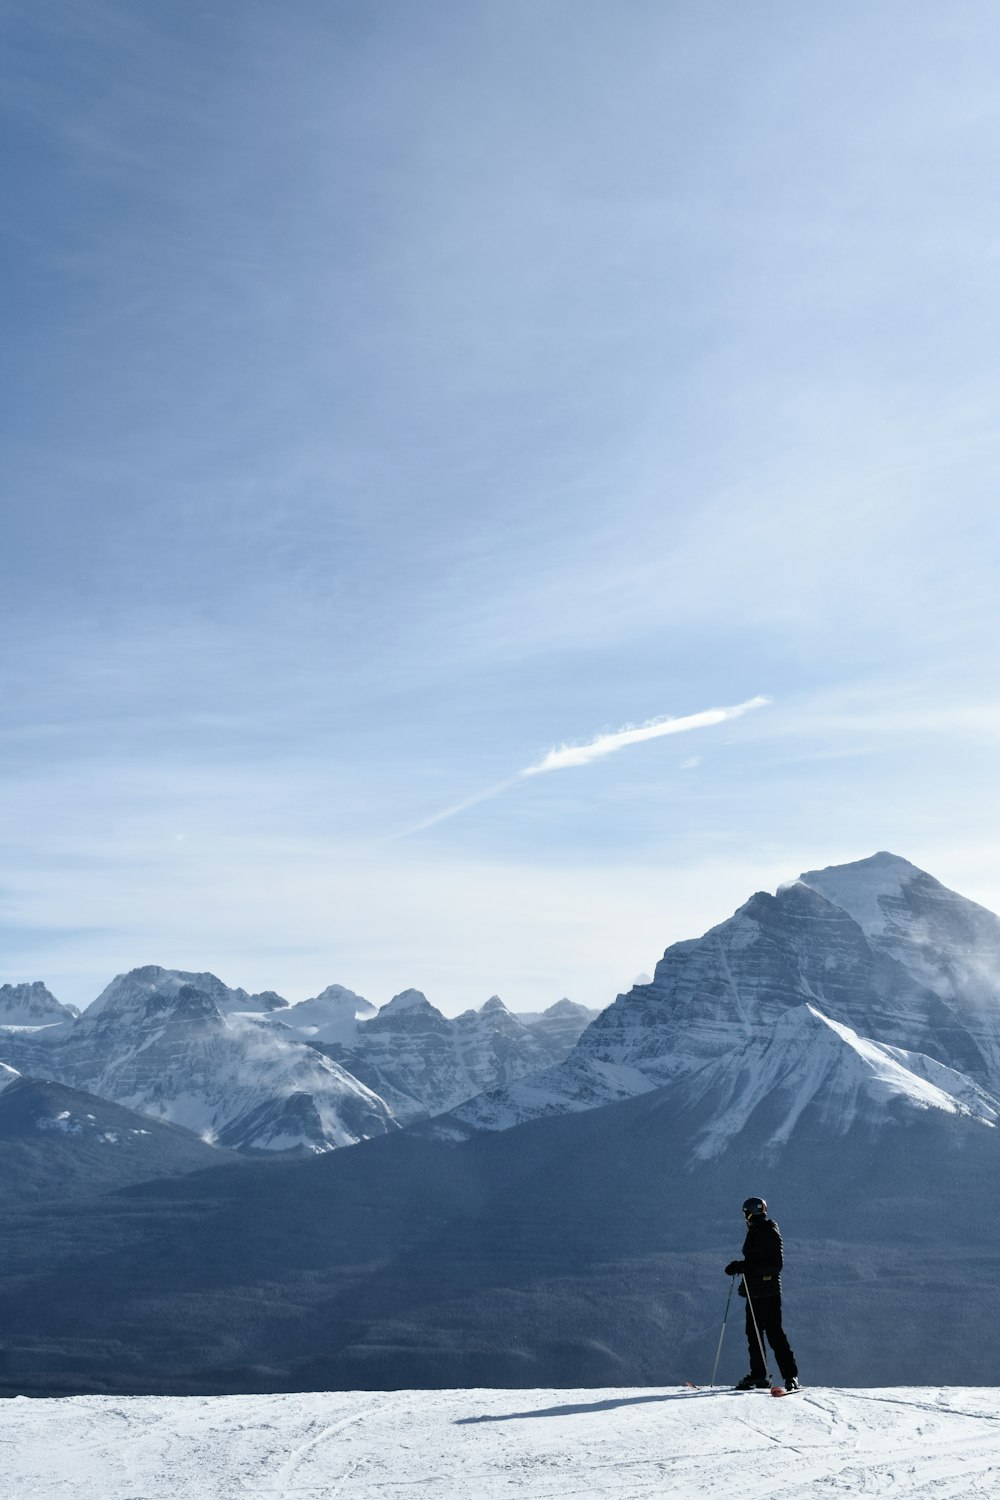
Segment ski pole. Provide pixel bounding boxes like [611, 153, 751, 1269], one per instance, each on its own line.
[743, 1279, 769, 1382]
[709, 1275, 736, 1387]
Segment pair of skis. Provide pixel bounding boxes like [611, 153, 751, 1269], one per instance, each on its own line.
[685, 1380, 797, 1398]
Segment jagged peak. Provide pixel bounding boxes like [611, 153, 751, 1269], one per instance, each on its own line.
[83, 966, 294, 1021]
[248, 989, 290, 1012]
[697, 879, 870, 941]
[479, 995, 510, 1015]
[84, 967, 223, 1025]
[379, 989, 441, 1017]
[542, 998, 589, 1018]
[285, 985, 373, 1022]
[0, 980, 79, 1024]
[306, 983, 369, 1008]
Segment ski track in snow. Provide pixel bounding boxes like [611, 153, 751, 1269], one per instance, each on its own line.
[3, 1386, 1000, 1499]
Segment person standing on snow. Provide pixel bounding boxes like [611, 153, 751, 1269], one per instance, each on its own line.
[724, 1195, 800, 1391]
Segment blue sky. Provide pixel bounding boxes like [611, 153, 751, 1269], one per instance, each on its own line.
[3, 1, 1000, 1013]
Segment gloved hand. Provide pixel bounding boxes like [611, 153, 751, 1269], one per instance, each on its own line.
[724, 1260, 745, 1276]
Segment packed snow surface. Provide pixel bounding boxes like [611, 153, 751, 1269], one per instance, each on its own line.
[4, 1386, 1000, 1499]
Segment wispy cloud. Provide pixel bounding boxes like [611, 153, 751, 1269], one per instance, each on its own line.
[521, 696, 770, 776]
[395, 695, 770, 837]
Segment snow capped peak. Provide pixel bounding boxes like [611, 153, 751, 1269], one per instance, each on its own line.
[361, 989, 449, 1038]
[796, 851, 927, 937]
[306, 983, 376, 1017]
[84, 967, 292, 1022]
[84, 967, 223, 1025]
[795, 852, 1000, 1014]
[479, 995, 510, 1015]
[281, 985, 376, 1044]
[380, 989, 436, 1015]
[0, 981, 79, 1027]
[243, 989, 289, 1013]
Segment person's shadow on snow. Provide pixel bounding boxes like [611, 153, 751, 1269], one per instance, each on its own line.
[455, 1391, 716, 1424]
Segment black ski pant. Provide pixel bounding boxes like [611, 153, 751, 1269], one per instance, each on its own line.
[745, 1292, 797, 1383]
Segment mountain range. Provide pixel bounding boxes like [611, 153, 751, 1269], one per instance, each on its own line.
[0, 967, 599, 1154]
[3, 850, 1000, 1395]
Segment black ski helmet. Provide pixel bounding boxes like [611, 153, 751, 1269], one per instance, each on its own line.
[742, 1196, 767, 1220]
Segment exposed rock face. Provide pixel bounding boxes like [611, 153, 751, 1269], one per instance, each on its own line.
[0, 982, 79, 1026]
[444, 853, 1000, 1144]
[321, 991, 557, 1122]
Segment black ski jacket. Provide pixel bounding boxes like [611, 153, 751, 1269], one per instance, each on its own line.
[736, 1217, 783, 1301]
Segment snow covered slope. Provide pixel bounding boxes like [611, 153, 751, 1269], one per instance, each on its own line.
[4, 1386, 1000, 1500]
[678, 1002, 1000, 1160]
[445, 853, 1000, 1137]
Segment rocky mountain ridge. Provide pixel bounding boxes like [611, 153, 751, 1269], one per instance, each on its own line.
[0, 965, 597, 1154]
[8, 849, 990, 1164]
[314, 990, 589, 1123]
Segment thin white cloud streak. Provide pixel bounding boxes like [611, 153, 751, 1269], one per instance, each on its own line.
[394, 695, 770, 838]
[522, 696, 770, 776]
[389, 776, 525, 841]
